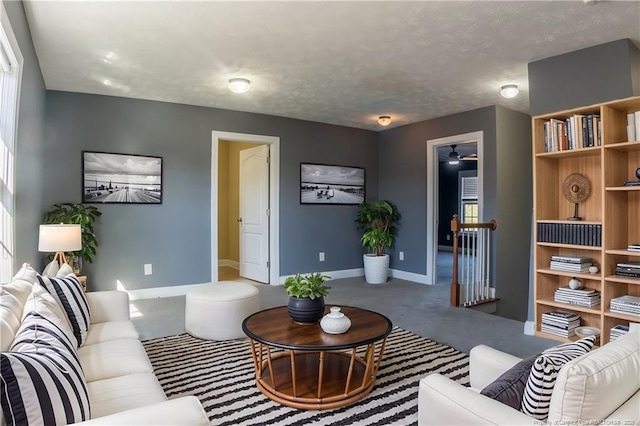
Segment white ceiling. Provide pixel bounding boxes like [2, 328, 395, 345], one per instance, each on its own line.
[23, 1, 640, 131]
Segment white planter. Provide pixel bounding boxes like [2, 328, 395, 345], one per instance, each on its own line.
[363, 254, 389, 284]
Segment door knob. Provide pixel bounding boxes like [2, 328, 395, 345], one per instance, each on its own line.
[237, 218, 243, 222]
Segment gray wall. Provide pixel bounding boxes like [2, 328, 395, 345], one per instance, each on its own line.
[377, 106, 498, 274]
[43, 91, 377, 291]
[495, 106, 532, 321]
[4, 1, 46, 269]
[529, 39, 640, 116]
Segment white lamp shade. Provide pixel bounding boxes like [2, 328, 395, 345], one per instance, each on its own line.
[38, 224, 82, 252]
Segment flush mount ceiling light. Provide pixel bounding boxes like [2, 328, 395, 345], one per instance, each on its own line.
[500, 84, 519, 99]
[448, 145, 460, 165]
[378, 116, 391, 126]
[228, 78, 251, 94]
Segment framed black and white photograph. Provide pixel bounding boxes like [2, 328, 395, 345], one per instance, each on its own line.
[82, 151, 163, 204]
[300, 163, 365, 205]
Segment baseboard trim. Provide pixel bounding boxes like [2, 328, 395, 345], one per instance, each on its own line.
[389, 269, 430, 284]
[438, 245, 454, 252]
[218, 259, 239, 269]
[279, 268, 364, 285]
[524, 320, 535, 336]
[124, 282, 208, 300]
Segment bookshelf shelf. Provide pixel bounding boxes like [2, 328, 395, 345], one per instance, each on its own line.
[533, 96, 640, 344]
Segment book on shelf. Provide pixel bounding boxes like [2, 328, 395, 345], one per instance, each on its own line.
[554, 287, 601, 307]
[610, 295, 640, 316]
[541, 310, 581, 338]
[616, 262, 640, 269]
[542, 309, 580, 320]
[609, 324, 630, 342]
[628, 243, 640, 252]
[537, 223, 601, 246]
[550, 262, 592, 273]
[541, 324, 577, 338]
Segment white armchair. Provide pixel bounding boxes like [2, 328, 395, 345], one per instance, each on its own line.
[418, 328, 640, 426]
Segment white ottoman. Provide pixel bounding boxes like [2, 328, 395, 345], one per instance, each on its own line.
[185, 281, 259, 340]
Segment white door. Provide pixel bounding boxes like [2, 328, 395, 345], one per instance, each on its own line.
[239, 145, 270, 283]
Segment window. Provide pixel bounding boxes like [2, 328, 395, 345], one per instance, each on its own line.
[460, 174, 478, 224]
[0, 5, 22, 282]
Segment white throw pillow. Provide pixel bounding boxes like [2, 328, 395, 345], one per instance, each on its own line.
[56, 262, 74, 277]
[12, 263, 37, 284]
[42, 259, 60, 277]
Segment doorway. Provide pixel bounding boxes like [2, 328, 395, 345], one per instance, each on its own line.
[426, 131, 483, 286]
[211, 131, 280, 285]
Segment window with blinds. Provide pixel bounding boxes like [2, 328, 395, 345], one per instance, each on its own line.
[460, 175, 478, 224]
[0, 6, 22, 282]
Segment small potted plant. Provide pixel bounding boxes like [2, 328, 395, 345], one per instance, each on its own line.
[44, 203, 102, 273]
[284, 272, 331, 324]
[355, 200, 401, 284]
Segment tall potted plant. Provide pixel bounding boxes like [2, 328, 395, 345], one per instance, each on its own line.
[355, 200, 401, 284]
[284, 273, 331, 324]
[44, 203, 102, 273]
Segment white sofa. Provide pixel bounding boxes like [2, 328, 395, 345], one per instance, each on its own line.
[1, 264, 209, 425]
[418, 326, 640, 425]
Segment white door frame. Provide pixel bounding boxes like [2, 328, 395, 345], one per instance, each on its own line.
[425, 131, 483, 285]
[211, 131, 280, 285]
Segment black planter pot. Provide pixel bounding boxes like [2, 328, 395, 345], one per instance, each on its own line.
[287, 296, 325, 324]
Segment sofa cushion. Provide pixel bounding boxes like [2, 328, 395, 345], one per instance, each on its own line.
[12, 262, 37, 284]
[1, 312, 90, 425]
[84, 320, 139, 346]
[56, 262, 74, 277]
[87, 373, 167, 419]
[21, 282, 78, 349]
[548, 329, 640, 423]
[79, 339, 153, 382]
[521, 336, 597, 420]
[480, 353, 539, 409]
[42, 259, 60, 277]
[38, 274, 90, 346]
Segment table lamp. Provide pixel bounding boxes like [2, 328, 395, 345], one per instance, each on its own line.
[38, 224, 82, 266]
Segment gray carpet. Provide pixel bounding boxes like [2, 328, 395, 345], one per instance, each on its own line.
[143, 327, 470, 425]
[131, 276, 556, 358]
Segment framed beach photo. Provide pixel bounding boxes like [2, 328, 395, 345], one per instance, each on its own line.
[82, 151, 163, 204]
[300, 163, 365, 205]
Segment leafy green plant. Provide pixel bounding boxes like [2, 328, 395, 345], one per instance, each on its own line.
[355, 200, 401, 256]
[284, 273, 331, 299]
[44, 203, 102, 265]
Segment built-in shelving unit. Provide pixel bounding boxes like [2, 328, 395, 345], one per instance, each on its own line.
[533, 96, 640, 344]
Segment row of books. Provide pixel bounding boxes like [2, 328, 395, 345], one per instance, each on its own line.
[541, 310, 580, 338]
[610, 324, 630, 342]
[537, 223, 601, 247]
[554, 286, 601, 308]
[628, 243, 640, 252]
[610, 295, 640, 316]
[549, 255, 593, 273]
[615, 262, 640, 279]
[542, 114, 601, 153]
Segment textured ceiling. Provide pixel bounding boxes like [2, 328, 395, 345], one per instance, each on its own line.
[23, 1, 640, 131]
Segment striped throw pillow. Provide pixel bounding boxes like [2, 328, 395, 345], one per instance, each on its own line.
[1, 312, 90, 425]
[37, 274, 90, 346]
[521, 336, 596, 420]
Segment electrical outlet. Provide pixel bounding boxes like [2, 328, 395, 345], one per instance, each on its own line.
[399, 251, 404, 261]
[446, 234, 451, 241]
[144, 264, 152, 275]
[319, 252, 325, 262]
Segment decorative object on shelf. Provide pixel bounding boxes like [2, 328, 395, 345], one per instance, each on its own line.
[44, 203, 102, 274]
[284, 273, 331, 324]
[38, 224, 82, 267]
[320, 307, 352, 334]
[568, 277, 582, 290]
[562, 173, 591, 221]
[637, 167, 640, 179]
[624, 167, 640, 186]
[574, 326, 600, 339]
[355, 200, 401, 284]
[588, 265, 599, 274]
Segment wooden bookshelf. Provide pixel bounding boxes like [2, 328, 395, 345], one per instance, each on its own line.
[533, 96, 640, 344]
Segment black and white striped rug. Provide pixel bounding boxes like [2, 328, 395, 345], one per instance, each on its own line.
[143, 327, 469, 425]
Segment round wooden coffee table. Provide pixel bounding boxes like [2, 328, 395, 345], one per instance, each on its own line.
[242, 306, 392, 410]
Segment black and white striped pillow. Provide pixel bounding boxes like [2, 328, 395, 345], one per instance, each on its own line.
[37, 274, 91, 346]
[521, 336, 596, 420]
[1, 312, 90, 425]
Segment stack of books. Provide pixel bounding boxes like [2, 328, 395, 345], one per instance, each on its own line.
[609, 324, 630, 342]
[541, 310, 580, 338]
[550, 256, 592, 273]
[610, 295, 640, 317]
[628, 243, 640, 252]
[615, 262, 640, 279]
[554, 287, 601, 307]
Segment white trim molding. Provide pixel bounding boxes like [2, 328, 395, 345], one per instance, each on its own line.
[524, 320, 536, 336]
[211, 131, 280, 285]
[389, 269, 430, 284]
[279, 268, 364, 285]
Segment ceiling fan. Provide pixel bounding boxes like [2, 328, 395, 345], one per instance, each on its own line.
[448, 145, 478, 165]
